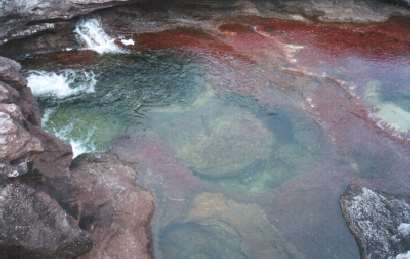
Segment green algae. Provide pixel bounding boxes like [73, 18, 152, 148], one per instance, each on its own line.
[30, 50, 207, 155]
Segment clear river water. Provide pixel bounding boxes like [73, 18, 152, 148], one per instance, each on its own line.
[21, 13, 410, 259]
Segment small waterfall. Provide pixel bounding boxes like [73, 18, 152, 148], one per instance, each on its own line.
[41, 109, 97, 158]
[74, 18, 123, 54]
[27, 70, 96, 99]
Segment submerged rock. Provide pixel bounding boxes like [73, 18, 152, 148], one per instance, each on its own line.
[70, 153, 154, 259]
[160, 221, 249, 259]
[340, 185, 410, 259]
[159, 192, 305, 259]
[147, 91, 326, 194]
[0, 182, 92, 259]
[365, 81, 410, 135]
[171, 109, 274, 179]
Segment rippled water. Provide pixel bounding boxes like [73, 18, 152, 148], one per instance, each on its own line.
[22, 14, 410, 259]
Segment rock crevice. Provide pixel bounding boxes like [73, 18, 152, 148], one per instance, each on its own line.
[0, 55, 153, 258]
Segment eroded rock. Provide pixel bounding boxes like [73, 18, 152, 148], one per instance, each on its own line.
[265, 0, 410, 22]
[340, 185, 410, 258]
[0, 54, 155, 259]
[0, 0, 148, 44]
[0, 57, 27, 89]
[70, 153, 154, 259]
[0, 181, 92, 259]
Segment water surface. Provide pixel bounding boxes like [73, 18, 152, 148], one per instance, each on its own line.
[22, 14, 410, 259]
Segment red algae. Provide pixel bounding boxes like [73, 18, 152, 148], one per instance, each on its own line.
[21, 50, 99, 69]
[135, 27, 234, 54]
[127, 17, 409, 146]
[112, 134, 202, 195]
[241, 16, 410, 59]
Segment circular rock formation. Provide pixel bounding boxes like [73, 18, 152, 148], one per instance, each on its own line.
[148, 93, 326, 194]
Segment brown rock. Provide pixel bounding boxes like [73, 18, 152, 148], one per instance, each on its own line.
[0, 81, 19, 103]
[0, 111, 43, 162]
[70, 153, 154, 259]
[0, 57, 27, 90]
[0, 181, 92, 259]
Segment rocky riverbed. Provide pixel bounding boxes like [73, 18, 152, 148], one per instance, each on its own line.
[0, 0, 410, 259]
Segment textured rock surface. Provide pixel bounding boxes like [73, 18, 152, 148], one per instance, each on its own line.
[340, 185, 410, 259]
[0, 0, 146, 44]
[266, 0, 410, 22]
[70, 154, 154, 259]
[0, 55, 154, 258]
[0, 55, 93, 258]
[0, 0, 409, 48]
[187, 192, 306, 259]
[0, 56, 43, 179]
[0, 57, 27, 90]
[0, 182, 92, 259]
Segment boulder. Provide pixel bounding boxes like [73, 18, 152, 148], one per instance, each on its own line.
[0, 181, 92, 259]
[0, 57, 44, 180]
[69, 153, 154, 259]
[0, 57, 27, 90]
[0, 55, 155, 258]
[340, 185, 410, 259]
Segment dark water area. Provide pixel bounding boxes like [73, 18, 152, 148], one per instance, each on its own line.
[21, 11, 410, 259]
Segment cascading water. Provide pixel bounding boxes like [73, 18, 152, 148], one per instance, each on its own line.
[74, 18, 123, 54]
[20, 10, 410, 259]
[27, 70, 96, 98]
[42, 110, 96, 158]
[27, 69, 98, 157]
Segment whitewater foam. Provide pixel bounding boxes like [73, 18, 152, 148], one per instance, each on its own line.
[27, 70, 96, 99]
[397, 251, 410, 259]
[120, 38, 135, 46]
[74, 18, 123, 54]
[42, 118, 96, 158]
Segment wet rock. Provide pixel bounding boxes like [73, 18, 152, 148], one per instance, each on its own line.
[160, 192, 305, 259]
[0, 181, 92, 259]
[160, 221, 248, 259]
[0, 0, 147, 44]
[364, 80, 410, 135]
[145, 89, 326, 194]
[69, 153, 154, 259]
[148, 95, 274, 180]
[340, 185, 410, 258]
[0, 55, 155, 259]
